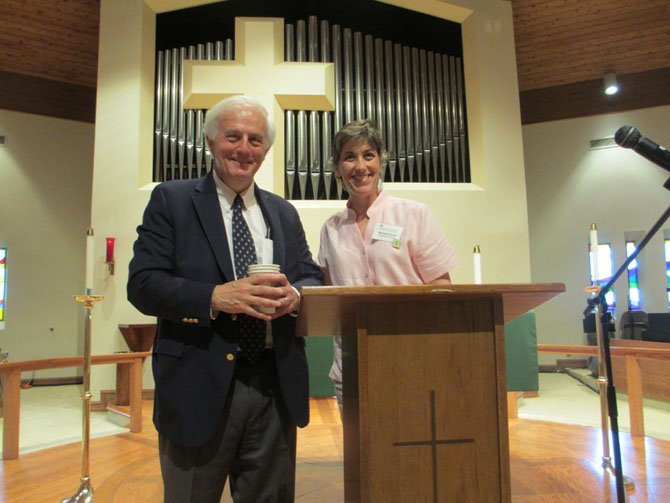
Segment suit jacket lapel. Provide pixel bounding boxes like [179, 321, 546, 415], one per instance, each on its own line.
[256, 187, 286, 272]
[192, 173, 235, 281]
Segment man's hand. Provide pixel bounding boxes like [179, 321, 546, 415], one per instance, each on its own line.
[210, 273, 296, 321]
[268, 280, 301, 319]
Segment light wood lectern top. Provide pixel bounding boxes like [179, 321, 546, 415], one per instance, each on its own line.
[297, 283, 564, 503]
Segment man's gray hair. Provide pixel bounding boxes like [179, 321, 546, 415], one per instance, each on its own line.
[204, 95, 276, 147]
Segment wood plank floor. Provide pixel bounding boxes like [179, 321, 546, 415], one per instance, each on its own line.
[1, 398, 668, 502]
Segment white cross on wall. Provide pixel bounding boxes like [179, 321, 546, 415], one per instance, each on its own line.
[182, 17, 336, 193]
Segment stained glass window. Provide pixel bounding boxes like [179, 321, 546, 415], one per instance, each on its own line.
[665, 239, 670, 310]
[625, 241, 641, 310]
[589, 242, 616, 312]
[0, 248, 6, 325]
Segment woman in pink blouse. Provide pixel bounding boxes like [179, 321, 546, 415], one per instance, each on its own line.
[318, 119, 459, 411]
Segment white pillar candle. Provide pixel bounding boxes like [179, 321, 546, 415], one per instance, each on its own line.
[589, 223, 599, 285]
[85, 228, 94, 292]
[473, 245, 482, 284]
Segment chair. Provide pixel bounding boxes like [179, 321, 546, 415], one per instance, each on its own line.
[583, 312, 616, 346]
[618, 310, 648, 341]
[643, 312, 670, 342]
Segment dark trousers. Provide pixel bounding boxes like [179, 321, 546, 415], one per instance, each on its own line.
[159, 350, 296, 502]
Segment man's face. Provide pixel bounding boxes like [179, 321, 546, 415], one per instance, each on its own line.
[207, 106, 270, 192]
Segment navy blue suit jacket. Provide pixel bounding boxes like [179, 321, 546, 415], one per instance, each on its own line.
[127, 172, 323, 447]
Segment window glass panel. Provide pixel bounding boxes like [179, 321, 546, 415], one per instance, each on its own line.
[589, 243, 616, 312]
[0, 248, 6, 323]
[625, 241, 641, 310]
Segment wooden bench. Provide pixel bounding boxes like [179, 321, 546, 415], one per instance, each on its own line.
[0, 352, 150, 460]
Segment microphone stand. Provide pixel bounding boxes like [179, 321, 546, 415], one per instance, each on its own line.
[583, 201, 670, 502]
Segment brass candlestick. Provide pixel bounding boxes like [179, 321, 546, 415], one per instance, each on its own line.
[61, 294, 103, 503]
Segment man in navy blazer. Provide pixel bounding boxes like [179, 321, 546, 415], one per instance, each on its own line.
[128, 95, 323, 502]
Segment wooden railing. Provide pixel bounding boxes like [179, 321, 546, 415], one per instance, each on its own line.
[538, 343, 670, 437]
[0, 352, 151, 460]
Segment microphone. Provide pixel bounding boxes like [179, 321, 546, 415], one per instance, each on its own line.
[614, 125, 670, 173]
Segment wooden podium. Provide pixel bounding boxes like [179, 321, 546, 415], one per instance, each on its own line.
[297, 283, 564, 503]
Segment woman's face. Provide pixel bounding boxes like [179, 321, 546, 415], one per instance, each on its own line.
[335, 139, 382, 199]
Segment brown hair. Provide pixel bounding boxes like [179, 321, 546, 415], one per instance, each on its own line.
[329, 119, 388, 170]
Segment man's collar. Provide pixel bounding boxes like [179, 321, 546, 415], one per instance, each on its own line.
[213, 172, 256, 209]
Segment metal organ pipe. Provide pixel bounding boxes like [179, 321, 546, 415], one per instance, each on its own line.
[152, 18, 469, 198]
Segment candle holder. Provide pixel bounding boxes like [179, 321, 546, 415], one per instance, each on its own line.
[105, 237, 115, 276]
[61, 294, 104, 503]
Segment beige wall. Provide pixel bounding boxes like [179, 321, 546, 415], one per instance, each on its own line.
[90, 0, 531, 396]
[0, 110, 94, 378]
[523, 105, 670, 362]
[87, 0, 158, 393]
[296, 0, 532, 291]
[0, 0, 526, 397]
[2, 0, 666, 397]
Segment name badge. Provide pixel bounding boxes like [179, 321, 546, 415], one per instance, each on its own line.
[372, 223, 403, 249]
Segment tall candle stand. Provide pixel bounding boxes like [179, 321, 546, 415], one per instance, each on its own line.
[585, 288, 635, 500]
[61, 293, 103, 503]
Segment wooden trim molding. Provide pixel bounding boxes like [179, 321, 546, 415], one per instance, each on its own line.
[20, 377, 83, 388]
[0, 71, 96, 123]
[520, 67, 670, 124]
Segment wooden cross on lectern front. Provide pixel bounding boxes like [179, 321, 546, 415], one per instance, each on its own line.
[181, 17, 335, 193]
[393, 390, 475, 502]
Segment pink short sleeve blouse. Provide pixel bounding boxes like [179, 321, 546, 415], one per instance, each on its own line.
[317, 191, 459, 381]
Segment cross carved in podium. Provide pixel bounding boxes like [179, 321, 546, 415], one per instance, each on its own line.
[393, 390, 475, 502]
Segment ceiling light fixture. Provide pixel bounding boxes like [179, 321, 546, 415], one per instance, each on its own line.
[604, 73, 619, 95]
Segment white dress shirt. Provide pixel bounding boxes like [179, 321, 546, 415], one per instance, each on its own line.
[213, 174, 273, 272]
[212, 173, 275, 346]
